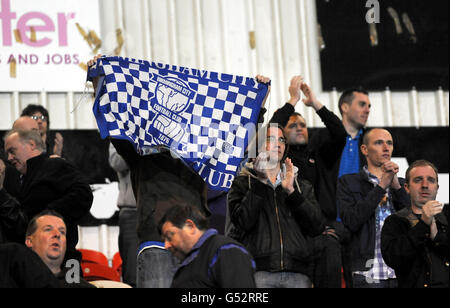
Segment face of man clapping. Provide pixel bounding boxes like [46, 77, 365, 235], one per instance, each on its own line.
[361, 128, 401, 190]
[405, 164, 440, 209]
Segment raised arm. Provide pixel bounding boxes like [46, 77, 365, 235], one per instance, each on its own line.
[87, 54, 103, 96]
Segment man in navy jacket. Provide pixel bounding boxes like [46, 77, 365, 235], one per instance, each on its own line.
[337, 128, 410, 288]
[158, 204, 256, 288]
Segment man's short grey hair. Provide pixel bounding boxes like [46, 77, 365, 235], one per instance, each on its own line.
[4, 129, 45, 152]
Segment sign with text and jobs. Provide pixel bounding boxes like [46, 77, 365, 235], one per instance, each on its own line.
[0, 0, 100, 91]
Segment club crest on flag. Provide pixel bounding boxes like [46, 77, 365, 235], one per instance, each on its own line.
[88, 56, 269, 191]
[149, 75, 194, 151]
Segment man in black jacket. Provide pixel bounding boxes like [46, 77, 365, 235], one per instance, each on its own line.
[269, 77, 347, 287]
[25, 210, 95, 288]
[337, 128, 410, 288]
[270, 80, 370, 224]
[227, 125, 324, 288]
[0, 129, 92, 264]
[381, 160, 449, 288]
[270, 79, 372, 287]
[270, 76, 348, 190]
[158, 204, 256, 288]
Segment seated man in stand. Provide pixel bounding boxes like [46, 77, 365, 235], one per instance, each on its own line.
[25, 210, 94, 288]
[381, 160, 449, 288]
[158, 204, 256, 288]
[0, 242, 60, 288]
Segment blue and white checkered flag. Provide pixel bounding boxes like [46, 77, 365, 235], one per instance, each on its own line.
[88, 56, 268, 191]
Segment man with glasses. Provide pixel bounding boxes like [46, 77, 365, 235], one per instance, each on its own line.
[21, 104, 64, 158]
[226, 124, 324, 288]
[269, 76, 349, 287]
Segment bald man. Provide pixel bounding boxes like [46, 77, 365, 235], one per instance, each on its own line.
[12, 116, 40, 133]
[336, 128, 410, 288]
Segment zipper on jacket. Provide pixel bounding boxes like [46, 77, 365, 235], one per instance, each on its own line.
[273, 190, 284, 270]
[425, 247, 433, 287]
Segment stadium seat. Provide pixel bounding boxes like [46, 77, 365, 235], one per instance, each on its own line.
[112, 252, 122, 277]
[81, 263, 121, 282]
[90, 280, 132, 288]
[78, 249, 109, 266]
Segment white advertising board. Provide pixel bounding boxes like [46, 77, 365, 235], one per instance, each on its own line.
[0, 0, 100, 92]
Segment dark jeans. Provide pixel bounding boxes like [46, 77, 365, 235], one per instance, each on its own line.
[118, 207, 139, 287]
[136, 245, 179, 288]
[352, 273, 398, 288]
[254, 271, 312, 288]
[313, 235, 343, 288]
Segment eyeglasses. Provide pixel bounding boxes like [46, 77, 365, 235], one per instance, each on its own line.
[31, 115, 48, 121]
[266, 136, 287, 144]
